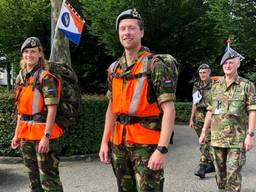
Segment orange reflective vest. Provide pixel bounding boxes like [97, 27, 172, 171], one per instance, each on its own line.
[16, 69, 63, 140]
[110, 51, 161, 145]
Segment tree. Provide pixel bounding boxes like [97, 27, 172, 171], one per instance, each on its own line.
[50, 0, 71, 65]
[0, 0, 51, 90]
[82, 0, 256, 98]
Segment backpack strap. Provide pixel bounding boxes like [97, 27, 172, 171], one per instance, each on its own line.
[110, 57, 151, 80]
[32, 68, 43, 91]
[15, 70, 26, 101]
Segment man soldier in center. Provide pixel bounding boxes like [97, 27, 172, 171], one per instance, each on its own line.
[99, 8, 177, 191]
[189, 64, 215, 178]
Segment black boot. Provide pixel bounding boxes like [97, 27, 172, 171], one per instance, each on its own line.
[195, 164, 207, 178]
[205, 162, 215, 173]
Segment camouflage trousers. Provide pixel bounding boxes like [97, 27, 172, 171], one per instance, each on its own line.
[211, 147, 246, 192]
[194, 121, 212, 164]
[111, 144, 164, 192]
[20, 139, 63, 192]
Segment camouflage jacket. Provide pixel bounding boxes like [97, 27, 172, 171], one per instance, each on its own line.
[193, 79, 213, 123]
[107, 46, 177, 105]
[16, 65, 59, 105]
[207, 75, 256, 148]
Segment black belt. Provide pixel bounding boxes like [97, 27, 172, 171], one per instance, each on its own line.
[116, 114, 159, 124]
[21, 114, 46, 122]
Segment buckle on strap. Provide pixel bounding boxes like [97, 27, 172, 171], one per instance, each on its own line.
[21, 114, 46, 122]
[116, 115, 160, 124]
[116, 115, 135, 124]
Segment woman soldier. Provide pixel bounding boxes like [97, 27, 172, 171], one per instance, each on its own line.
[11, 37, 63, 192]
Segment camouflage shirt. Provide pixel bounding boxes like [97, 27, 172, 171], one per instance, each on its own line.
[17, 65, 59, 105]
[107, 47, 176, 105]
[207, 75, 256, 148]
[193, 79, 213, 123]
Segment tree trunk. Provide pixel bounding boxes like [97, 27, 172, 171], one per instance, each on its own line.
[6, 62, 11, 91]
[50, 0, 71, 66]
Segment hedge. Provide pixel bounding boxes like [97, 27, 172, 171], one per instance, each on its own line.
[0, 93, 191, 157]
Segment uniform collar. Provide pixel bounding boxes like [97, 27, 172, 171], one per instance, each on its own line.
[223, 74, 240, 85]
[23, 64, 41, 79]
[120, 46, 150, 67]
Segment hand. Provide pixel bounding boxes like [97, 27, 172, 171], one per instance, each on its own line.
[37, 137, 50, 153]
[99, 143, 110, 164]
[244, 135, 253, 152]
[189, 120, 194, 129]
[199, 131, 206, 144]
[11, 136, 20, 149]
[147, 150, 166, 170]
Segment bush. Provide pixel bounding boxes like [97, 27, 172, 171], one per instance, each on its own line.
[0, 92, 191, 157]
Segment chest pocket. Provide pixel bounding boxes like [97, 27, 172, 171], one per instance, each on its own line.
[227, 93, 245, 116]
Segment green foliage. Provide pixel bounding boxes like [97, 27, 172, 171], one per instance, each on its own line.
[175, 102, 191, 123]
[0, 92, 191, 157]
[0, 89, 18, 156]
[0, 0, 51, 51]
[0, 0, 255, 99]
[59, 96, 108, 155]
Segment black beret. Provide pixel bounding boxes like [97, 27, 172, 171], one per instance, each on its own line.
[220, 47, 245, 65]
[20, 37, 41, 53]
[198, 64, 210, 71]
[116, 8, 142, 30]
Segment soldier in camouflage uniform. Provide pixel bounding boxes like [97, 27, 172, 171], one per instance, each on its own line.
[99, 9, 177, 192]
[199, 47, 256, 192]
[189, 64, 215, 178]
[11, 37, 63, 192]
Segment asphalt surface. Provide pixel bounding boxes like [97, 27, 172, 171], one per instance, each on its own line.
[0, 125, 256, 192]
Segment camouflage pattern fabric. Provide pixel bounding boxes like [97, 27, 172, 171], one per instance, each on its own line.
[208, 76, 256, 148]
[107, 47, 176, 191]
[17, 62, 81, 129]
[107, 47, 177, 105]
[46, 62, 81, 129]
[111, 144, 164, 192]
[211, 147, 246, 192]
[149, 54, 178, 104]
[20, 140, 63, 192]
[207, 76, 256, 191]
[192, 79, 213, 164]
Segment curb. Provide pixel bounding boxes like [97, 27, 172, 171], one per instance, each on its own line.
[0, 154, 99, 164]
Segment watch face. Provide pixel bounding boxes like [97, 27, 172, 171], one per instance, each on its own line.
[45, 133, 51, 138]
[157, 146, 168, 154]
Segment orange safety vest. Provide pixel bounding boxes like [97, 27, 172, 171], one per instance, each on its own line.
[16, 69, 63, 140]
[110, 51, 161, 145]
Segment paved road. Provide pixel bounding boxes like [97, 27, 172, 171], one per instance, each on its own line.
[1, 125, 256, 192]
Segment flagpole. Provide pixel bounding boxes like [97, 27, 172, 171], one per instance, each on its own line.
[49, 0, 66, 62]
[226, 37, 231, 51]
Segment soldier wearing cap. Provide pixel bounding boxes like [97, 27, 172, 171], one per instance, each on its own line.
[11, 37, 63, 191]
[189, 63, 215, 178]
[199, 47, 256, 191]
[99, 8, 177, 191]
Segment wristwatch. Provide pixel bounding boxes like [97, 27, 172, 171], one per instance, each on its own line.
[44, 132, 51, 139]
[247, 131, 254, 137]
[157, 146, 168, 154]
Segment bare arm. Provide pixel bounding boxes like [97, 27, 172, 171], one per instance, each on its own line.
[38, 105, 57, 153]
[99, 100, 116, 163]
[11, 114, 21, 149]
[189, 104, 197, 128]
[157, 101, 175, 146]
[199, 110, 212, 144]
[148, 101, 175, 170]
[244, 110, 256, 151]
